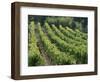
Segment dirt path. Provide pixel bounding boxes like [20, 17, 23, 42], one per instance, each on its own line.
[34, 25, 52, 65]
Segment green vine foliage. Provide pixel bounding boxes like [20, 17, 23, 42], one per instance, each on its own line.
[28, 16, 88, 66]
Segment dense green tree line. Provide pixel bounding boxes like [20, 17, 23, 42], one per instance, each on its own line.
[28, 15, 88, 33]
